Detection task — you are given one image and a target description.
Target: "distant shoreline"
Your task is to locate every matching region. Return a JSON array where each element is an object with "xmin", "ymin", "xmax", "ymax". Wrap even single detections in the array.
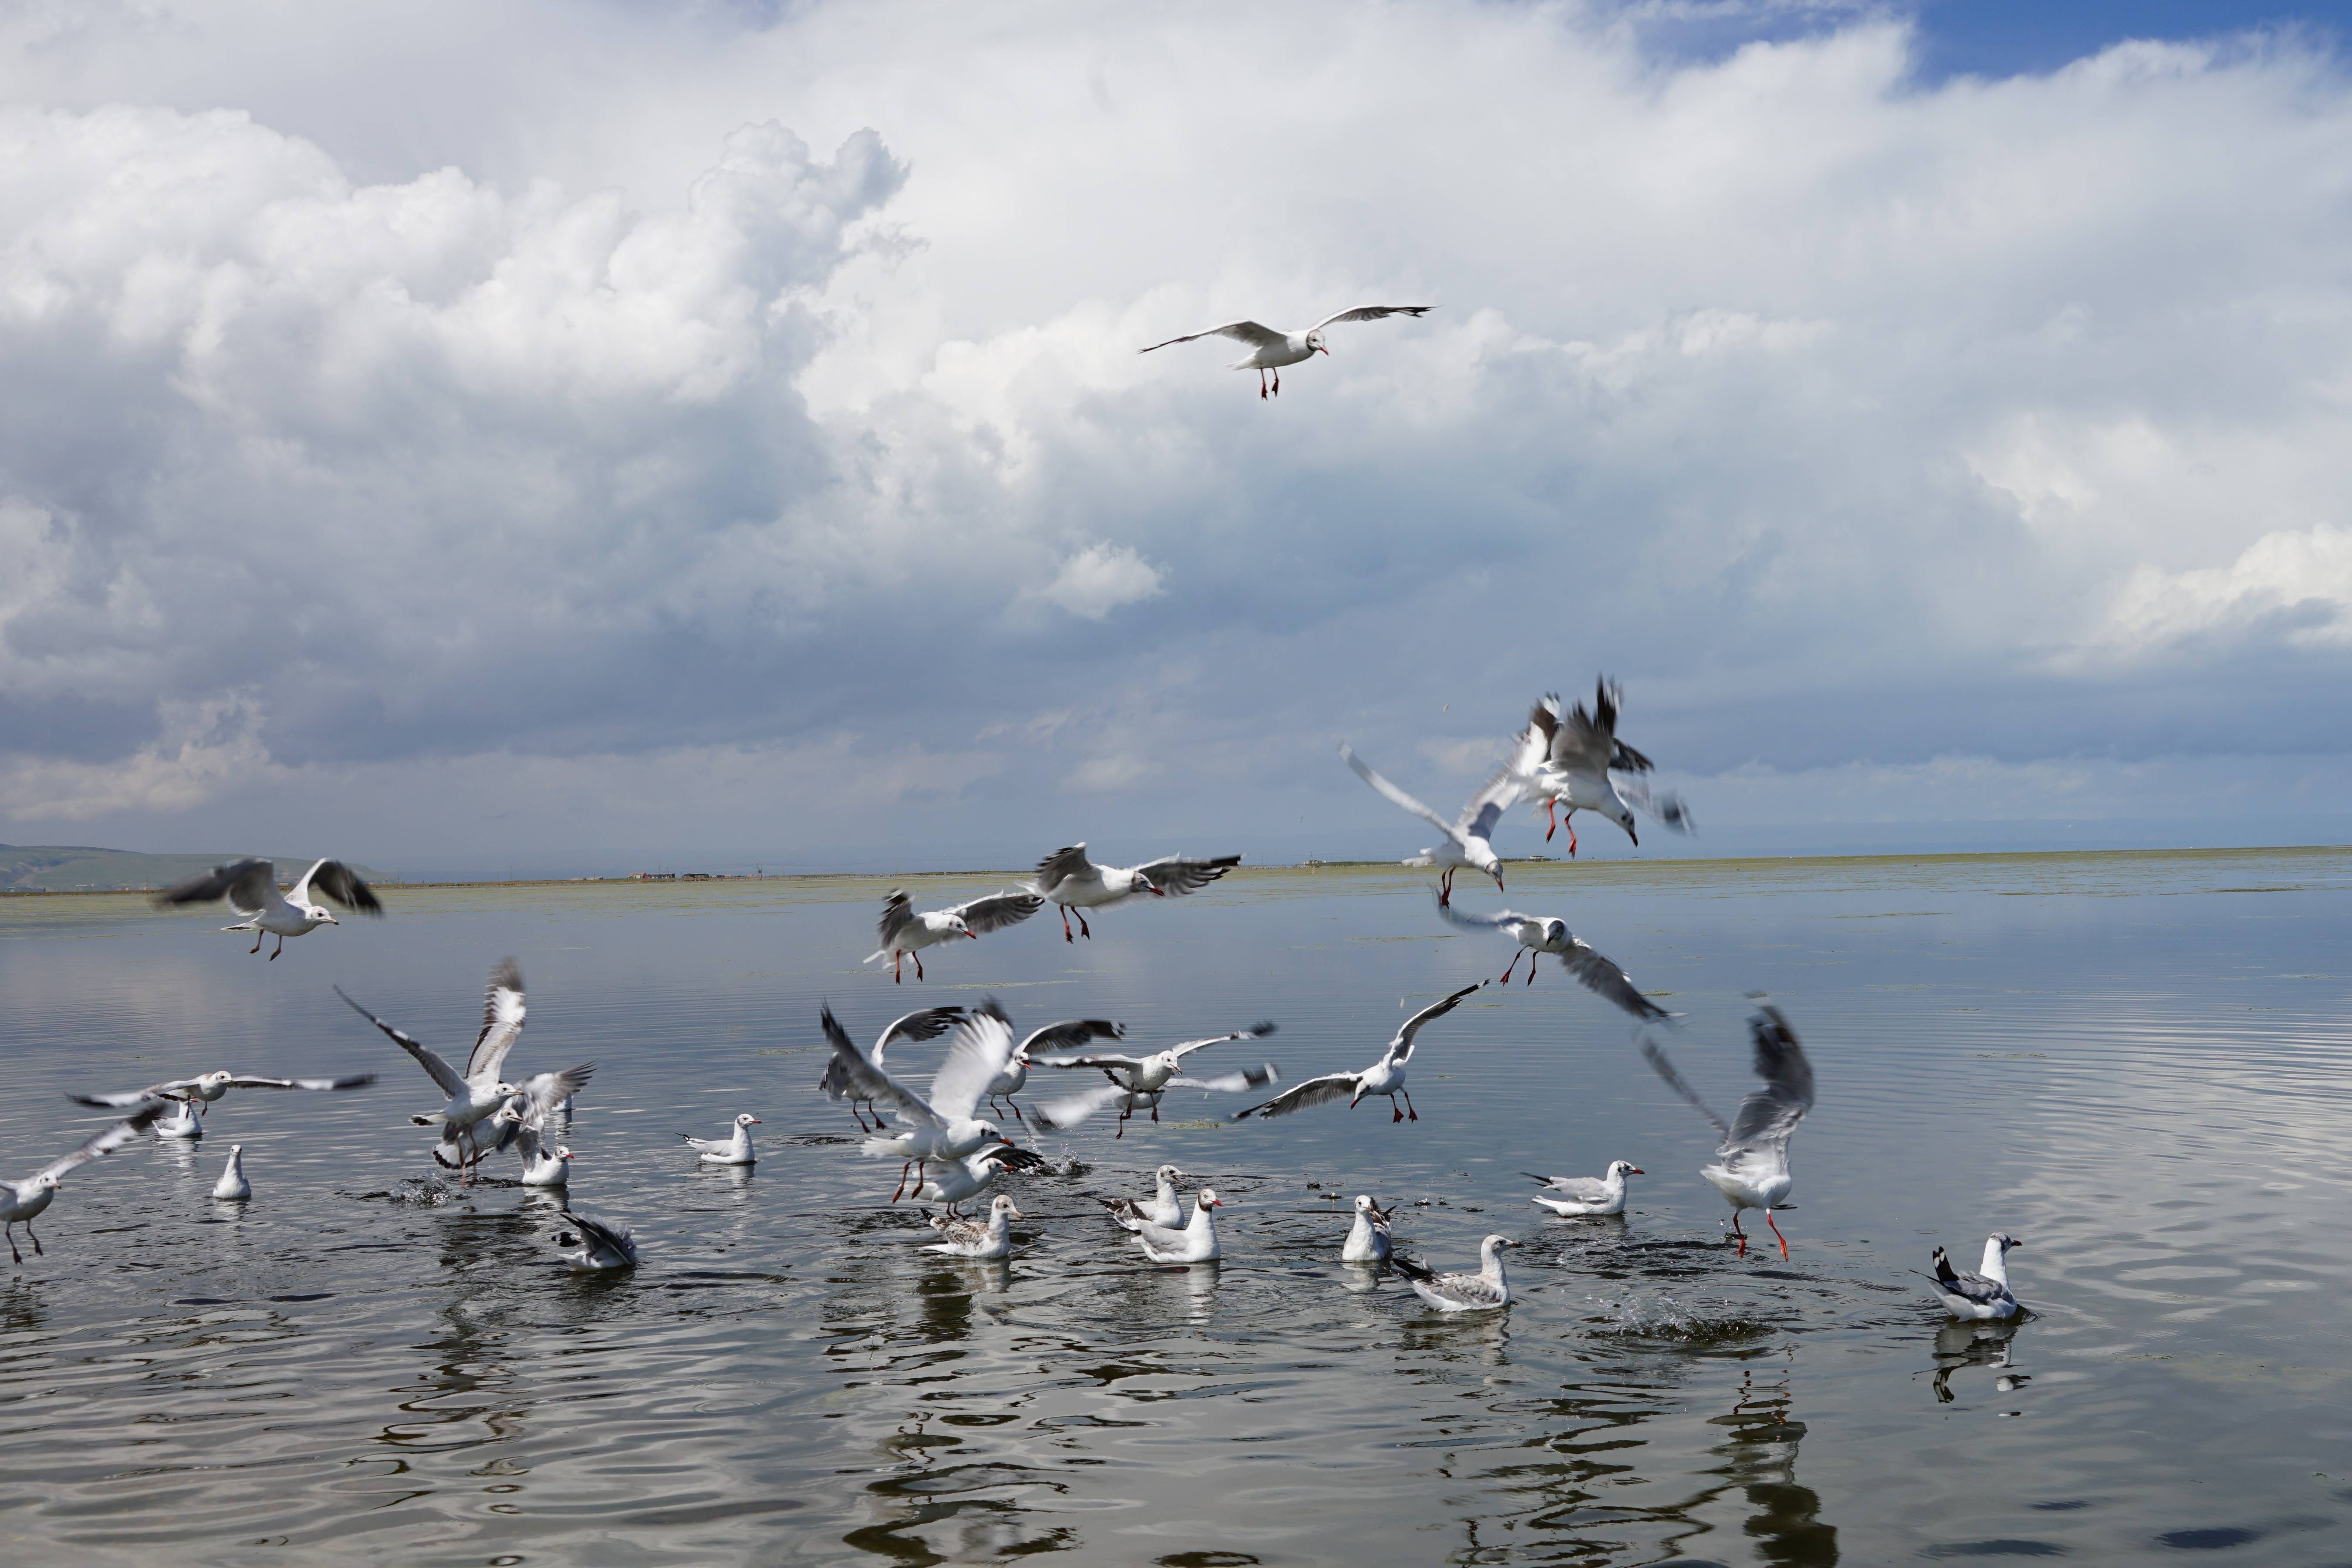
[{"xmin": 8, "ymin": 841, "xmax": 2345, "ymax": 896}]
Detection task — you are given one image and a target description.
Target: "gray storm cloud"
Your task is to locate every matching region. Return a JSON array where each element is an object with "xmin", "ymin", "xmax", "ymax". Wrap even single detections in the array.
[{"xmin": 0, "ymin": 3, "xmax": 2348, "ymax": 862}]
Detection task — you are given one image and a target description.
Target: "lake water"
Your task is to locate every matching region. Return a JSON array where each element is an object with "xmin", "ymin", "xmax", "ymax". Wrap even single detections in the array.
[{"xmin": 1, "ymin": 848, "xmax": 2349, "ymax": 1565}]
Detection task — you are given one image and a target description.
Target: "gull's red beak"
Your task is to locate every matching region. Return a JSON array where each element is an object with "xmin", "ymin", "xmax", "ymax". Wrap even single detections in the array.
[
  {"xmin": 1629, "ymin": 1167, "xmax": 1644, "ymax": 1175},
  {"xmin": 1315, "ymin": 344, "xmax": 1329, "ymax": 355},
  {"xmin": 967, "ymin": 930, "xmax": 980, "ymax": 939}
]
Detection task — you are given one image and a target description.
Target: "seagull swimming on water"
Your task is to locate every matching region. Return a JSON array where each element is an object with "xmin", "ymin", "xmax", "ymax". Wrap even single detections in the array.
[
  {"xmin": 1023, "ymin": 843, "xmax": 1240, "ymax": 943},
  {"xmin": 1139, "ymin": 304, "xmax": 1433, "ymax": 398},
  {"xmin": 1516, "ymin": 683, "xmax": 1693, "ymax": 856},
  {"xmin": 1396, "ymin": 1235, "xmax": 1522, "ymax": 1312},
  {"xmin": 682, "ymin": 1112, "xmax": 760, "ymax": 1166},
  {"xmin": 865, "ymin": 889, "xmax": 1041, "ymax": 983},
  {"xmin": 153, "ymin": 857, "xmax": 383, "ymax": 959},
  {"xmin": 1340, "ymin": 741, "xmax": 1531, "ymax": 907},
  {"xmin": 926, "ymin": 1193, "xmax": 1024, "ymax": 1259},
  {"xmin": 1032, "ymin": 1022, "xmax": 1277, "ymax": 1135},
  {"xmin": 212, "ymin": 1144, "xmax": 251, "ymax": 1201},
  {"xmin": 1115, "ymin": 1165, "xmax": 1190, "ymax": 1230},
  {"xmin": 1342, "ymin": 1194, "xmax": 1395, "ymax": 1263},
  {"xmin": 1114, "ymin": 1186, "xmax": 1224, "ymax": 1263},
  {"xmin": 1923, "ymin": 1235, "xmax": 2024, "ymax": 1320},
  {"xmin": 1, "ymin": 1103, "xmax": 167, "ymax": 1262},
  {"xmin": 1234, "ymin": 980, "xmax": 1484, "ymax": 1125},
  {"xmin": 1525, "ymin": 1160, "xmax": 1642, "ymax": 1217},
  {"xmin": 1436, "ymin": 901, "xmax": 1673, "ymax": 1017},
  {"xmin": 1642, "ymin": 1000, "xmax": 1815, "ymax": 1258}
]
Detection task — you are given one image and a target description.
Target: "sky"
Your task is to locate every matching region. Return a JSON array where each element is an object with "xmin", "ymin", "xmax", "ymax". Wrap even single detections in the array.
[{"xmin": 1, "ymin": 0, "xmax": 2350, "ymax": 879}]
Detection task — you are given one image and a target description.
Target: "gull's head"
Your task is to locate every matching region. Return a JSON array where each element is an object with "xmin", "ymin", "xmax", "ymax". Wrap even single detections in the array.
[
  {"xmin": 1483, "ymin": 1234, "xmax": 1523, "ymax": 1253},
  {"xmin": 992, "ymin": 1194, "xmax": 1024, "ymax": 1220},
  {"xmin": 1305, "ymin": 329, "xmax": 1328, "ymax": 354},
  {"xmin": 227, "ymin": 1142, "xmax": 244, "ymax": 1156},
  {"xmin": 1156, "ymin": 1164, "xmax": 1186, "ymax": 1183},
  {"xmin": 735, "ymin": 1113, "xmax": 761, "ymax": 1128},
  {"xmin": 198, "ymin": 1071, "xmax": 234, "ymax": 1093},
  {"xmin": 1609, "ymin": 1160, "xmax": 1644, "ymax": 1179},
  {"xmin": 554, "ymin": 1145, "xmax": 575, "ymax": 1162},
  {"xmin": 1354, "ymin": 1194, "xmax": 1389, "ymax": 1221},
  {"xmin": 1544, "ymin": 920, "xmax": 1568, "ymax": 947},
  {"xmin": 1197, "ymin": 1188, "xmax": 1223, "ymax": 1210},
  {"xmin": 943, "ymin": 912, "xmax": 973, "ymax": 939},
  {"xmin": 1994, "ymin": 1233, "xmax": 2022, "ymax": 1253},
  {"xmin": 34, "ymin": 1173, "xmax": 61, "ymax": 1193},
  {"xmin": 321, "ymin": 910, "xmax": 340, "ymax": 925}
]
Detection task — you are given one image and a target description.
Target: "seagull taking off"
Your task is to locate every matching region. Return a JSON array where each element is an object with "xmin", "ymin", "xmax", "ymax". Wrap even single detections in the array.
[
  {"xmin": 70, "ymin": 1068, "xmax": 377, "ymax": 1111},
  {"xmin": 821, "ymin": 1002, "xmax": 1022, "ymax": 1200},
  {"xmin": 1234, "ymin": 980, "xmax": 1485, "ymax": 1125},
  {"xmin": 2, "ymin": 1102, "xmax": 167, "ymax": 1262},
  {"xmin": 1436, "ymin": 901, "xmax": 1674, "ymax": 1018},
  {"xmin": 682, "ymin": 1112, "xmax": 760, "ymax": 1166},
  {"xmin": 338, "ymin": 960, "xmax": 592, "ymax": 1184},
  {"xmin": 817, "ymin": 1006, "xmax": 966, "ymax": 1131},
  {"xmin": 1024, "ymin": 844, "xmax": 1240, "ymax": 942},
  {"xmin": 1341, "ymin": 742, "xmax": 1530, "ymax": 907},
  {"xmin": 1396, "ymin": 1235, "xmax": 1521, "ymax": 1312},
  {"xmin": 1342, "ymin": 1194, "xmax": 1395, "ymax": 1263},
  {"xmin": 988, "ymin": 1016, "xmax": 1125, "ymax": 1125},
  {"xmin": 1140, "ymin": 305, "xmax": 1433, "ymax": 397},
  {"xmin": 553, "ymin": 1210, "xmax": 639, "ymax": 1271},
  {"xmin": 1642, "ymin": 1000, "xmax": 1815, "ymax": 1259},
  {"xmin": 153, "ymin": 857, "xmax": 383, "ymax": 959},
  {"xmin": 1924, "ymin": 1235, "xmax": 2024, "ymax": 1320},
  {"xmin": 1033, "ymin": 1022, "xmax": 1278, "ymax": 1135},
  {"xmin": 1518, "ymin": 683, "xmax": 1693, "ymax": 856},
  {"xmin": 1525, "ymin": 1160, "xmax": 1642, "ymax": 1217},
  {"xmin": 865, "ymin": 889, "xmax": 1042, "ymax": 983}
]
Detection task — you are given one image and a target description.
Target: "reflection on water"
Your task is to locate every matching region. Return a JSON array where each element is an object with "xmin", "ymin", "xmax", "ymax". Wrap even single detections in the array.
[{"xmin": 0, "ymin": 848, "xmax": 2348, "ymax": 1561}]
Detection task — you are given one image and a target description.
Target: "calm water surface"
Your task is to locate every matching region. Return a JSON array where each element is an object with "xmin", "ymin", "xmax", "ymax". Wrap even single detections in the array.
[{"xmin": 3, "ymin": 849, "xmax": 2351, "ymax": 1565}]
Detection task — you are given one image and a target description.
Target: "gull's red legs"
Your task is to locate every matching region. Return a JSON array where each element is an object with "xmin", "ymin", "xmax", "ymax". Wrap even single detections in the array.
[{"xmin": 1766, "ymin": 1210, "xmax": 1788, "ymax": 1260}]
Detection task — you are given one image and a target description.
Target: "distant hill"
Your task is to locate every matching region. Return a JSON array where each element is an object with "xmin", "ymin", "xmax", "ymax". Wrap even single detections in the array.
[{"xmin": 0, "ymin": 845, "xmax": 395, "ymax": 894}]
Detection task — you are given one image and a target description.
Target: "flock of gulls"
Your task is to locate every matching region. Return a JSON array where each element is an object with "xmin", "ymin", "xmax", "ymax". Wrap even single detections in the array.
[{"xmin": 7, "ymin": 677, "xmax": 2028, "ymax": 1326}]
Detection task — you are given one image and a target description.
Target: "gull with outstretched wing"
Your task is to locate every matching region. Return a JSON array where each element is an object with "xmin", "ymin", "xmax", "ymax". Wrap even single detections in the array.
[
  {"xmin": 1140, "ymin": 304, "xmax": 1433, "ymax": 398},
  {"xmin": 821, "ymin": 1003, "xmax": 1020, "ymax": 1200},
  {"xmin": 1023, "ymin": 843, "xmax": 1240, "ymax": 943},
  {"xmin": 1518, "ymin": 681, "xmax": 1695, "ymax": 856},
  {"xmin": 1341, "ymin": 741, "xmax": 1527, "ymax": 907},
  {"xmin": 1435, "ymin": 900, "xmax": 1674, "ymax": 1018},
  {"xmin": 865, "ymin": 889, "xmax": 1041, "ymax": 983},
  {"xmin": 70, "ymin": 1068, "xmax": 377, "ymax": 1111},
  {"xmin": 1234, "ymin": 981, "xmax": 1485, "ymax": 1125},
  {"xmin": 1032, "ymin": 1021, "xmax": 1277, "ymax": 1135},
  {"xmin": 1, "ymin": 1102, "xmax": 169, "ymax": 1262},
  {"xmin": 818, "ymin": 1005, "xmax": 966, "ymax": 1131},
  {"xmin": 153, "ymin": 856, "xmax": 383, "ymax": 959},
  {"xmin": 1642, "ymin": 999, "xmax": 1815, "ymax": 1258}
]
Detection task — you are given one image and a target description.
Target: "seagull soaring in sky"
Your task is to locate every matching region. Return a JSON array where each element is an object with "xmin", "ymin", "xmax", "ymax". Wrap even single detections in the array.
[
  {"xmin": 1517, "ymin": 682, "xmax": 1694, "ymax": 856},
  {"xmin": 865, "ymin": 888, "xmax": 1042, "ymax": 982},
  {"xmin": 1139, "ymin": 305, "xmax": 1433, "ymax": 397},
  {"xmin": 1023, "ymin": 843, "xmax": 1240, "ymax": 942},
  {"xmin": 153, "ymin": 857, "xmax": 382, "ymax": 959},
  {"xmin": 1340, "ymin": 742, "xmax": 1529, "ymax": 906}
]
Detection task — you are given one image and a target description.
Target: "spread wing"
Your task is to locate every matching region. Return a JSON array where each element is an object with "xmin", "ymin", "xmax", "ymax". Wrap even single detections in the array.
[
  {"xmin": 153, "ymin": 858, "xmax": 275, "ymax": 915},
  {"xmin": 222, "ymin": 1073, "xmax": 379, "ymax": 1093},
  {"xmin": 877, "ymin": 1005, "xmax": 966, "ymax": 1058},
  {"xmin": 1640, "ymin": 1038, "xmax": 1730, "ymax": 1142},
  {"xmin": 292, "ymin": 858, "xmax": 383, "ymax": 913},
  {"xmin": 1558, "ymin": 941, "xmax": 1675, "ymax": 1023},
  {"xmin": 1615, "ymin": 774, "xmax": 1695, "ymax": 833},
  {"xmin": 1018, "ymin": 1018, "xmax": 1123, "ymax": 1055},
  {"xmin": 464, "ymin": 959, "xmax": 527, "ymax": 1084},
  {"xmin": 1031, "ymin": 844, "xmax": 1094, "ymax": 894},
  {"xmin": 1340, "ymin": 745, "xmax": 1456, "ymax": 842},
  {"xmin": 34, "ymin": 1101, "xmax": 169, "ymax": 1184},
  {"xmin": 1171, "ymin": 1021, "xmax": 1277, "ymax": 1061},
  {"xmin": 337, "ymin": 987, "xmax": 467, "ymax": 1099},
  {"xmin": 1435, "ymin": 902, "xmax": 1533, "ymax": 935},
  {"xmin": 1034, "ymin": 1051, "xmax": 1146, "ymax": 1073},
  {"xmin": 1390, "ymin": 980, "xmax": 1487, "ymax": 1065},
  {"xmin": 1550, "ymin": 681, "xmax": 1620, "ymax": 774},
  {"xmin": 1031, "ymin": 1081, "xmax": 1146, "ymax": 1131},
  {"xmin": 1164, "ymin": 1064, "xmax": 1278, "ymax": 1094},
  {"xmin": 1724, "ymin": 1004, "xmax": 1814, "ymax": 1153},
  {"xmin": 876, "ymin": 890, "xmax": 916, "ymax": 947},
  {"xmin": 509, "ymin": 1064, "xmax": 594, "ymax": 1122},
  {"xmin": 946, "ymin": 890, "xmax": 1044, "ymax": 934},
  {"xmin": 926, "ymin": 1007, "xmax": 1017, "ymax": 1124},
  {"xmin": 557, "ymin": 1209, "xmax": 634, "ymax": 1254},
  {"xmin": 819, "ymin": 1006, "xmax": 942, "ymax": 1127},
  {"xmin": 1135, "ymin": 855, "xmax": 1241, "ymax": 896},
  {"xmin": 67, "ymin": 1077, "xmax": 205, "ymax": 1108},
  {"xmin": 1307, "ymin": 304, "xmax": 1433, "ymax": 333},
  {"xmin": 1232, "ymin": 1071, "xmax": 1360, "ymax": 1119},
  {"xmin": 1455, "ymin": 761, "xmax": 1524, "ymax": 841},
  {"xmin": 1139, "ymin": 320, "xmax": 1285, "ymax": 353}
]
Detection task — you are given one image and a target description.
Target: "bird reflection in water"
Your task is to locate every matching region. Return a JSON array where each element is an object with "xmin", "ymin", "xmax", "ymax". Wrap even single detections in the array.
[
  {"xmin": 1927, "ymin": 1318, "xmax": 2031, "ymax": 1409},
  {"xmin": 1683, "ymin": 1361, "xmax": 1840, "ymax": 1566}
]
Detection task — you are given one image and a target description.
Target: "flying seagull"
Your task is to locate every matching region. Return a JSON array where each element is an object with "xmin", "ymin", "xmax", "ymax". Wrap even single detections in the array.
[
  {"xmin": 1140, "ymin": 304, "xmax": 1433, "ymax": 398},
  {"xmin": 1033, "ymin": 1021, "xmax": 1278, "ymax": 1135},
  {"xmin": 1517, "ymin": 683, "xmax": 1693, "ymax": 855},
  {"xmin": 1642, "ymin": 999, "xmax": 1815, "ymax": 1258},
  {"xmin": 1340, "ymin": 743, "xmax": 1529, "ymax": 907},
  {"xmin": 69, "ymin": 1068, "xmax": 377, "ymax": 1111},
  {"xmin": 153, "ymin": 857, "xmax": 383, "ymax": 959},
  {"xmin": 2, "ymin": 1102, "xmax": 168, "ymax": 1262},
  {"xmin": 986, "ymin": 1015, "xmax": 1126, "ymax": 1125},
  {"xmin": 1023, "ymin": 843, "xmax": 1240, "ymax": 943},
  {"xmin": 821, "ymin": 1002, "xmax": 1021, "ymax": 1200},
  {"xmin": 1234, "ymin": 980, "xmax": 1485, "ymax": 1125},
  {"xmin": 865, "ymin": 889, "xmax": 1042, "ymax": 982},
  {"xmin": 1436, "ymin": 901, "xmax": 1673, "ymax": 1017},
  {"xmin": 817, "ymin": 1006, "xmax": 966, "ymax": 1131}
]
